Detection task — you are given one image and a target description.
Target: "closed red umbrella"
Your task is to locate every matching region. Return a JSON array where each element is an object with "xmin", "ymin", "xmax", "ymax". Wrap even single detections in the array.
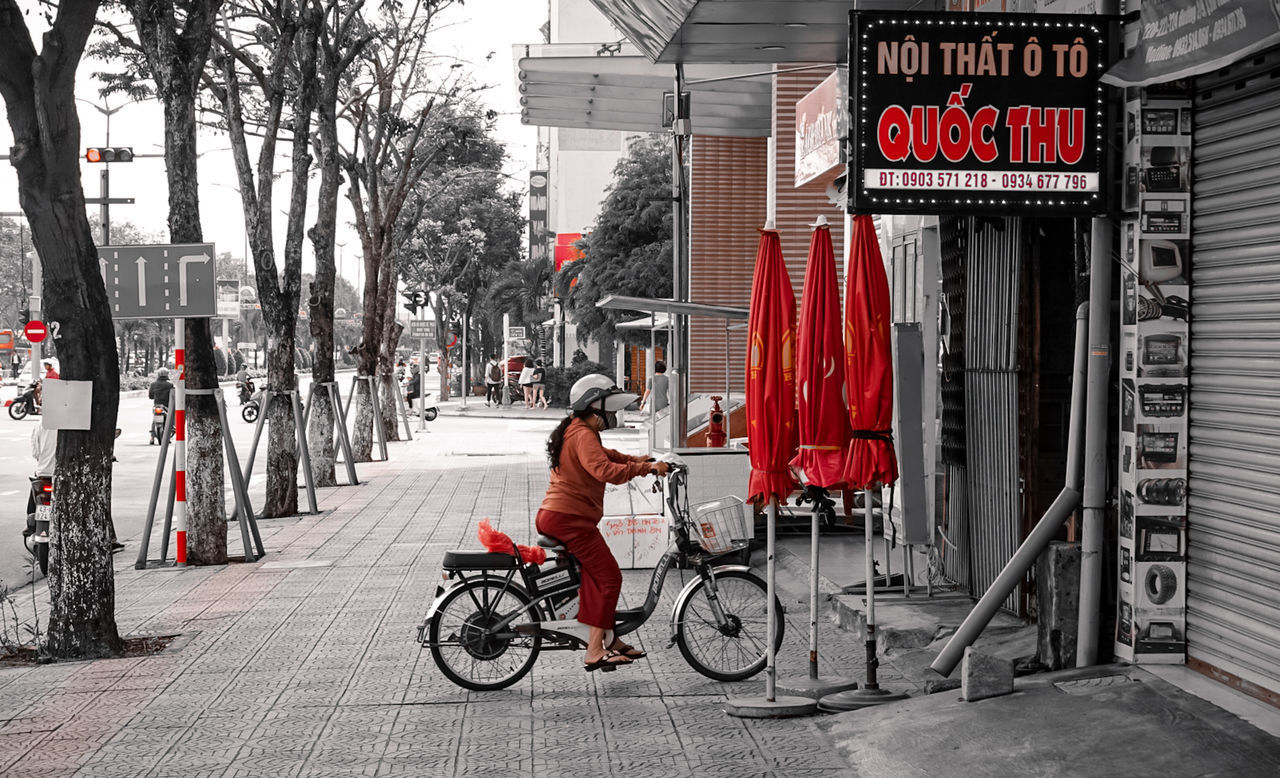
[
  {"xmin": 780, "ymin": 216, "xmax": 858, "ymax": 700},
  {"xmin": 842, "ymin": 214, "xmax": 898, "ymax": 490},
  {"xmin": 729, "ymin": 225, "xmax": 814, "ymax": 718},
  {"xmin": 819, "ymin": 212, "xmax": 906, "ymax": 713},
  {"xmin": 791, "ymin": 218, "xmax": 851, "ymax": 488},
  {"xmin": 746, "ymin": 227, "xmax": 798, "ymax": 504}
]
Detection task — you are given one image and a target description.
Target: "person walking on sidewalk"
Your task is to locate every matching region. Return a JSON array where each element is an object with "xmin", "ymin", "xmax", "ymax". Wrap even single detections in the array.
[
  {"xmin": 535, "ymin": 374, "xmax": 669, "ymax": 672},
  {"xmin": 530, "ymin": 359, "xmax": 548, "ymax": 409},
  {"xmin": 639, "ymin": 360, "xmax": 669, "ymax": 413},
  {"xmin": 519, "ymin": 357, "xmax": 535, "ymax": 408},
  {"xmin": 485, "ymin": 354, "xmax": 503, "ymax": 407}
]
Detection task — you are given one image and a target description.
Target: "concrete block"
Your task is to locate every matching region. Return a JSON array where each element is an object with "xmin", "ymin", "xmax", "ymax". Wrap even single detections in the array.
[
  {"xmin": 961, "ymin": 647, "xmax": 1015, "ymax": 702},
  {"xmin": 1036, "ymin": 541, "xmax": 1080, "ymax": 670},
  {"xmin": 925, "ymin": 678, "xmax": 962, "ymax": 695}
]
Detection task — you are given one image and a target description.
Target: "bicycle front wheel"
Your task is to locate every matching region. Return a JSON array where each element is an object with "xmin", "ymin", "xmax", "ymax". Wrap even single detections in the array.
[
  {"xmin": 674, "ymin": 570, "xmax": 783, "ymax": 682},
  {"xmin": 428, "ymin": 579, "xmax": 541, "ymax": 691}
]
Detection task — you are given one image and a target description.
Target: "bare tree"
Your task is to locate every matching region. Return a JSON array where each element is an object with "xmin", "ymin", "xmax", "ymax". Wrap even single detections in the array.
[
  {"xmin": 306, "ymin": 0, "xmax": 367, "ymax": 485},
  {"xmin": 0, "ymin": 0, "xmax": 123, "ymax": 658},
  {"xmin": 206, "ymin": 0, "xmax": 320, "ymax": 516},
  {"xmin": 338, "ymin": 0, "xmax": 470, "ymax": 458}
]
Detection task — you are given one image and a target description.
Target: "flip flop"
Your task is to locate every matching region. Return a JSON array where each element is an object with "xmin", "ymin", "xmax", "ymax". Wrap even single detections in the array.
[
  {"xmin": 583, "ymin": 650, "xmax": 633, "ymax": 672},
  {"xmin": 608, "ymin": 641, "xmax": 647, "ymax": 660}
]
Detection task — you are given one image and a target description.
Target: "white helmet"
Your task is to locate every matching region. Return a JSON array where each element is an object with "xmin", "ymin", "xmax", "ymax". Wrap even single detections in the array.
[{"xmin": 569, "ymin": 373, "xmax": 637, "ymax": 413}]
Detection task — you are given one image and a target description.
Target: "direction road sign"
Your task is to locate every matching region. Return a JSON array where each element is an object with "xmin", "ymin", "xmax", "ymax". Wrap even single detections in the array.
[
  {"xmin": 407, "ymin": 320, "xmax": 437, "ymax": 339},
  {"xmin": 99, "ymin": 243, "xmax": 217, "ymax": 319},
  {"xmin": 23, "ymin": 321, "xmax": 47, "ymax": 343}
]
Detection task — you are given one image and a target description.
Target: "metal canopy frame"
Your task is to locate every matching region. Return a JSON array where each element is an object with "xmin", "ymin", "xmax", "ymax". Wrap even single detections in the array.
[
  {"xmin": 516, "ymin": 43, "xmax": 772, "ymax": 136},
  {"xmin": 584, "ymin": 0, "xmax": 934, "ymax": 64},
  {"xmin": 598, "ymin": 295, "xmax": 747, "ymax": 450}
]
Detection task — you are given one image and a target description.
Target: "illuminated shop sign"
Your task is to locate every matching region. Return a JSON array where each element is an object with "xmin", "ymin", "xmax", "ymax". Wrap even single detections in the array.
[{"xmin": 850, "ymin": 11, "xmax": 1108, "ymax": 215}]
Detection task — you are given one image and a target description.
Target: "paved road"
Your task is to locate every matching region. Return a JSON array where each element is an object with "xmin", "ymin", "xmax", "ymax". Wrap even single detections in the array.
[
  {"xmin": 0, "ymin": 411, "xmax": 866, "ymax": 777},
  {"xmin": 0, "ymin": 373, "xmax": 377, "ymax": 591}
]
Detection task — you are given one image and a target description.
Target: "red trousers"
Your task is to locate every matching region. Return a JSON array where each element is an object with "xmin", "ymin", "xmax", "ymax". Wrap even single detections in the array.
[{"xmin": 535, "ymin": 508, "xmax": 621, "ymax": 630}]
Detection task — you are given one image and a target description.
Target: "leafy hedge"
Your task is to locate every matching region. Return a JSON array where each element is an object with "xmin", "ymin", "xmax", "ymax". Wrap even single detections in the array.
[{"xmin": 543, "ymin": 360, "xmax": 610, "ymax": 407}]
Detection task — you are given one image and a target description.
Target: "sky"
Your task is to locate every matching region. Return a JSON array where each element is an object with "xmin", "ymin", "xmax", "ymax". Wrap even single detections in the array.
[{"xmin": 0, "ymin": 0, "xmax": 546, "ymax": 291}]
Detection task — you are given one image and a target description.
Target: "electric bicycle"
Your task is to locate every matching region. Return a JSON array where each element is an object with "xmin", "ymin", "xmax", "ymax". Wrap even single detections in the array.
[{"xmin": 417, "ymin": 460, "xmax": 782, "ymax": 691}]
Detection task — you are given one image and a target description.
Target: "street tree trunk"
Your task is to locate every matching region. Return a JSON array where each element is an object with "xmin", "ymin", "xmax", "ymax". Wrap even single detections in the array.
[
  {"xmin": 212, "ymin": 2, "xmax": 318, "ymax": 515},
  {"xmin": 131, "ymin": 0, "xmax": 228, "ymax": 564},
  {"xmin": 0, "ymin": 0, "xmax": 123, "ymax": 658},
  {"xmin": 305, "ymin": 0, "xmax": 366, "ymax": 486}
]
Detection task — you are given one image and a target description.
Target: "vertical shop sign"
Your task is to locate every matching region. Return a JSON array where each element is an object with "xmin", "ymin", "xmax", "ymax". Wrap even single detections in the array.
[
  {"xmin": 1115, "ymin": 88, "xmax": 1192, "ymax": 665},
  {"xmin": 849, "ymin": 11, "xmax": 1107, "ymax": 214},
  {"xmin": 529, "ymin": 171, "xmax": 549, "ymax": 265}
]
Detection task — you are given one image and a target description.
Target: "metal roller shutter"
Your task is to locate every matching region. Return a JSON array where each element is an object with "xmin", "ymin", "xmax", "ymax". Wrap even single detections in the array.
[{"xmin": 1189, "ymin": 48, "xmax": 1280, "ymax": 700}]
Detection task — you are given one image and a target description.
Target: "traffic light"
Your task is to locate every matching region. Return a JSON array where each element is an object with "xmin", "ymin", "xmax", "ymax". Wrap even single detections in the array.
[
  {"xmin": 18, "ymin": 306, "xmax": 29, "ymax": 326},
  {"xmin": 403, "ymin": 289, "xmax": 428, "ymax": 315},
  {"xmin": 85, "ymin": 147, "xmax": 134, "ymax": 163}
]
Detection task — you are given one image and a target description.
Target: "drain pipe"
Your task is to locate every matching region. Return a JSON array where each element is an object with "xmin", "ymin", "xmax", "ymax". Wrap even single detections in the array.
[
  {"xmin": 1076, "ymin": 217, "xmax": 1113, "ymax": 666},
  {"xmin": 931, "ymin": 300, "xmax": 1089, "ymax": 677}
]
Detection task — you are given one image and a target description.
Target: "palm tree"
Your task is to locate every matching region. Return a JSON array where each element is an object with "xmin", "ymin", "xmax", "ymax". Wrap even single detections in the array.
[{"xmin": 484, "ymin": 257, "xmax": 552, "ymax": 354}]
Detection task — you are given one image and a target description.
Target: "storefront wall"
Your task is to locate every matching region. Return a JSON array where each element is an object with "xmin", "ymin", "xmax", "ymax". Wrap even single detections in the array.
[{"xmin": 1186, "ymin": 47, "xmax": 1280, "ymax": 703}]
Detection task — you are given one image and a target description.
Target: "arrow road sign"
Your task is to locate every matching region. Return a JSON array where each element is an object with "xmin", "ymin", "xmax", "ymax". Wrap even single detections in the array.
[{"xmin": 99, "ymin": 243, "xmax": 216, "ymax": 319}]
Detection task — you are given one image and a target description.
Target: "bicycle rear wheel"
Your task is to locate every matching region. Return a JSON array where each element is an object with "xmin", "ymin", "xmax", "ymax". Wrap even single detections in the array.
[
  {"xmin": 674, "ymin": 569, "xmax": 783, "ymax": 682},
  {"xmin": 429, "ymin": 579, "xmax": 541, "ymax": 691}
]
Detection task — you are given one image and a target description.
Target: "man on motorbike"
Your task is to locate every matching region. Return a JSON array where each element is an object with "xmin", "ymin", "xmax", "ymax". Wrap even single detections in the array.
[
  {"xmin": 235, "ymin": 366, "xmax": 254, "ymax": 405},
  {"xmin": 149, "ymin": 369, "xmax": 174, "ymax": 410}
]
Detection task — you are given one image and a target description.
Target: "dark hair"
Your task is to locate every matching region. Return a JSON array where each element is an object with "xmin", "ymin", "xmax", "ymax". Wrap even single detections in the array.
[
  {"xmin": 655, "ymin": 360, "xmax": 666, "ymax": 373},
  {"xmin": 524, "ymin": 357, "xmax": 534, "ymax": 368},
  {"xmin": 536, "ymin": 359, "xmax": 544, "ymax": 367},
  {"xmin": 547, "ymin": 411, "xmax": 597, "ymax": 470}
]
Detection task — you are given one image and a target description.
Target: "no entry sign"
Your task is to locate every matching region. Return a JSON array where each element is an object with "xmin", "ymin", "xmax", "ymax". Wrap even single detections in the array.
[{"xmin": 24, "ymin": 320, "xmax": 47, "ymax": 343}]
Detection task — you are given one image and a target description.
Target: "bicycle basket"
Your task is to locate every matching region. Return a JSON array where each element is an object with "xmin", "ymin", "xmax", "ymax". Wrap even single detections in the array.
[{"xmin": 689, "ymin": 496, "xmax": 748, "ymax": 554}]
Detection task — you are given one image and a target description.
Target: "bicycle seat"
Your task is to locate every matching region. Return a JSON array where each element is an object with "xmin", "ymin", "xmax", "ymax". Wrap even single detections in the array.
[
  {"xmin": 536, "ymin": 534, "xmax": 567, "ymax": 553},
  {"xmin": 441, "ymin": 550, "xmax": 520, "ymax": 570}
]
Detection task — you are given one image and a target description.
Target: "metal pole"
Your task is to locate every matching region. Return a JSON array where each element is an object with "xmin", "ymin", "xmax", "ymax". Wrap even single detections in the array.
[
  {"xmin": 766, "ymin": 497, "xmax": 778, "ymax": 701},
  {"xmin": 671, "ymin": 64, "xmax": 689, "ymax": 446},
  {"xmin": 502, "ymin": 312, "xmax": 510, "ymax": 407},
  {"xmin": 931, "ymin": 304, "xmax": 1090, "ymax": 677},
  {"xmin": 809, "ymin": 509, "xmax": 820, "ymax": 679},
  {"xmin": 100, "ymin": 168, "xmax": 110, "ymax": 246},
  {"xmin": 29, "ymin": 248, "xmax": 40, "ymax": 388},
  {"xmin": 863, "ymin": 491, "xmax": 877, "ymax": 688},
  {"xmin": 1077, "ymin": 217, "xmax": 1113, "ymax": 665},
  {"xmin": 460, "ymin": 311, "xmax": 468, "ymax": 408},
  {"xmin": 173, "ymin": 320, "xmax": 186, "ymax": 566}
]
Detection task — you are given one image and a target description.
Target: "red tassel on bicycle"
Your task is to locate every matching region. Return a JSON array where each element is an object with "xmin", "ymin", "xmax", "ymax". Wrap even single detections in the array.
[{"xmin": 477, "ymin": 518, "xmax": 546, "ymax": 565}]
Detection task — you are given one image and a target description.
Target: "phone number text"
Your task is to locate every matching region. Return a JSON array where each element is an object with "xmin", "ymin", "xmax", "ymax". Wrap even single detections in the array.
[{"xmin": 864, "ymin": 169, "xmax": 1099, "ymax": 192}]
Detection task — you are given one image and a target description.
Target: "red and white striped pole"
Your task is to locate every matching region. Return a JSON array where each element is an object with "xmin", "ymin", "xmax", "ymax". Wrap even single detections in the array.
[{"xmin": 174, "ymin": 320, "xmax": 187, "ymax": 566}]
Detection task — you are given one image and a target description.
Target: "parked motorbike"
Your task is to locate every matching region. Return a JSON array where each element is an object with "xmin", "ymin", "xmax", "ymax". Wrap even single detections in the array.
[
  {"xmin": 6, "ymin": 381, "xmax": 40, "ymax": 420},
  {"xmin": 23, "ymin": 475, "xmax": 52, "ymax": 575},
  {"xmin": 410, "ymin": 391, "xmax": 440, "ymax": 422}
]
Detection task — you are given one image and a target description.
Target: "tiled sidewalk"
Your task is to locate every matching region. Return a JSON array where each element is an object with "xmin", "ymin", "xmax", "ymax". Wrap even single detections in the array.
[{"xmin": 0, "ymin": 436, "xmax": 875, "ymax": 777}]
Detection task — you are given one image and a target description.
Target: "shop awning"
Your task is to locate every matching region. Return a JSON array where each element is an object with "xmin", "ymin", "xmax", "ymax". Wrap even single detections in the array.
[
  {"xmin": 585, "ymin": 0, "xmax": 935, "ymax": 64},
  {"xmin": 516, "ymin": 43, "xmax": 772, "ymax": 136},
  {"xmin": 598, "ymin": 294, "xmax": 749, "ymax": 321}
]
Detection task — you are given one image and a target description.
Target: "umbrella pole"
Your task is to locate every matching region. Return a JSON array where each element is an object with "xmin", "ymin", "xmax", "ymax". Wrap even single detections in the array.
[
  {"xmin": 724, "ymin": 497, "xmax": 817, "ymax": 718},
  {"xmin": 817, "ymin": 488, "xmax": 909, "ymax": 712},
  {"xmin": 767, "ymin": 497, "xmax": 777, "ymax": 700},
  {"xmin": 778, "ymin": 492, "xmax": 858, "ymax": 699}
]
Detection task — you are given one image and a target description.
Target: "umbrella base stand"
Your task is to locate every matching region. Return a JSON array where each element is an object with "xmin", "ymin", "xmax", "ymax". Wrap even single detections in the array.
[
  {"xmin": 776, "ymin": 674, "xmax": 859, "ymax": 700},
  {"xmin": 723, "ymin": 694, "xmax": 818, "ymax": 719},
  {"xmin": 817, "ymin": 685, "xmax": 910, "ymax": 712}
]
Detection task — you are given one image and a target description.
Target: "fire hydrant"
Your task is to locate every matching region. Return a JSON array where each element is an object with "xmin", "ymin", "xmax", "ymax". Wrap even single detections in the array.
[{"xmin": 706, "ymin": 395, "xmax": 727, "ymax": 447}]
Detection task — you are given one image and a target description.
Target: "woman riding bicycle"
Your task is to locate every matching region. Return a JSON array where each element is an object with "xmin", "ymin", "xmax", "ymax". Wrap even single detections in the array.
[{"xmin": 538, "ymin": 374, "xmax": 668, "ymax": 671}]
